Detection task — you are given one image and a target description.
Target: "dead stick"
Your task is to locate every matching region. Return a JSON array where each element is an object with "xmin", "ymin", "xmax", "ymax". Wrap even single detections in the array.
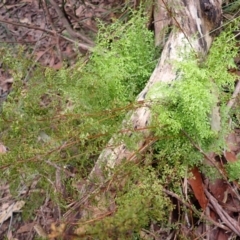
[
  {"xmin": 42, "ymin": 0, "xmax": 63, "ymax": 62},
  {"xmin": 163, "ymin": 188, "xmax": 230, "ymax": 232},
  {"xmin": 205, "ymin": 189, "xmax": 240, "ymax": 235},
  {"xmin": 0, "ymin": 17, "xmax": 93, "ymax": 51},
  {"xmin": 48, "ymin": 0, "xmax": 93, "ymax": 45}
]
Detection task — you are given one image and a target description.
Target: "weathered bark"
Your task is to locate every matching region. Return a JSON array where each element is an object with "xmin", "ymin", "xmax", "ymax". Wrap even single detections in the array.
[
  {"xmin": 64, "ymin": 0, "xmax": 222, "ymax": 236},
  {"xmin": 87, "ymin": 0, "xmax": 222, "ymax": 183}
]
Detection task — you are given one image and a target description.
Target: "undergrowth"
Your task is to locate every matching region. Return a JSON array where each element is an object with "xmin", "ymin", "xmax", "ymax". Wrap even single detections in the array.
[
  {"xmin": 0, "ymin": 6, "xmax": 239, "ymax": 239},
  {"xmin": 0, "ymin": 8, "xmax": 157, "ymax": 222},
  {"xmin": 148, "ymin": 24, "xmax": 238, "ymax": 168}
]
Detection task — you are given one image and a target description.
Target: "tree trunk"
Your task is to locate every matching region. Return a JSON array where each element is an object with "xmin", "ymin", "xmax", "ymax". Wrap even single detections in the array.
[{"xmin": 64, "ymin": 0, "xmax": 222, "ymax": 236}]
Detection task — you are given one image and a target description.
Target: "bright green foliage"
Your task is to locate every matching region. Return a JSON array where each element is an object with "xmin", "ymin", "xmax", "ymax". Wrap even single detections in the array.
[
  {"xmin": 226, "ymin": 159, "xmax": 240, "ymax": 181},
  {"xmin": 148, "ymin": 27, "xmax": 238, "ymax": 167},
  {"xmin": 0, "ymin": 7, "xmax": 239, "ymax": 238},
  {"xmin": 61, "ymin": 9, "xmax": 156, "ymax": 112}
]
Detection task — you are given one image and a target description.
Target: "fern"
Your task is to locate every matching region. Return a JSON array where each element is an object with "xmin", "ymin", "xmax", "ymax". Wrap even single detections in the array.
[{"xmin": 148, "ymin": 25, "xmax": 238, "ymax": 167}]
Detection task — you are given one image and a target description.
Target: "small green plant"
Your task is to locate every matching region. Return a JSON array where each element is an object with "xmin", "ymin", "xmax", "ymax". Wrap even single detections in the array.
[{"xmin": 62, "ymin": 9, "xmax": 156, "ymax": 112}]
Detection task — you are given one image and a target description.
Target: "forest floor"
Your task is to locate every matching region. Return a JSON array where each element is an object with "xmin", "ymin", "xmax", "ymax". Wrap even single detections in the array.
[{"xmin": 1, "ymin": 1, "xmax": 240, "ymax": 240}]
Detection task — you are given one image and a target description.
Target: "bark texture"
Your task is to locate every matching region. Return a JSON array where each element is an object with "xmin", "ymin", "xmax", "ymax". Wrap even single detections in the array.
[
  {"xmin": 89, "ymin": 0, "xmax": 222, "ymax": 186},
  {"xmin": 64, "ymin": 0, "xmax": 222, "ymax": 236}
]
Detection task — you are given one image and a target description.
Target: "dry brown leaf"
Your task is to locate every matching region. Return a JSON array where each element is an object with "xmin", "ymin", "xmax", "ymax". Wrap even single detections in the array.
[
  {"xmin": 76, "ymin": 5, "xmax": 85, "ymax": 17},
  {"xmin": 7, "ymin": 230, "xmax": 18, "ymax": 240},
  {"xmin": 36, "ymin": 51, "xmax": 46, "ymax": 59},
  {"xmin": 49, "ymin": 57, "xmax": 55, "ymax": 68},
  {"xmin": 224, "ymin": 151, "xmax": 237, "ymax": 162},
  {"xmin": 209, "ymin": 179, "xmax": 228, "ymax": 203},
  {"xmin": 216, "ymin": 230, "xmax": 231, "ymax": 240},
  {"xmin": 20, "ymin": 0, "xmax": 33, "ymax": 2},
  {"xmin": 52, "ymin": 62, "xmax": 62, "ymax": 70},
  {"xmin": 188, "ymin": 167, "xmax": 208, "ymax": 210}
]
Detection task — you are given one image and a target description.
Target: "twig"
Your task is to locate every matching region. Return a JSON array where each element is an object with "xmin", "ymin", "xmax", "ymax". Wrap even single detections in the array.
[
  {"xmin": 193, "ymin": 225, "xmax": 217, "ymax": 240},
  {"xmin": 63, "ymin": 137, "xmax": 156, "ymax": 223},
  {"xmin": 66, "ymin": 12, "xmax": 98, "ymax": 33},
  {"xmin": 205, "ymin": 206, "xmax": 210, "ymax": 240},
  {"xmin": 182, "ymin": 130, "xmax": 228, "ymax": 180},
  {"xmin": 163, "ymin": 188, "xmax": 231, "ymax": 232},
  {"xmin": 182, "ymin": 130, "xmax": 240, "ymax": 202},
  {"xmin": 48, "ymin": 0, "xmax": 94, "ymax": 45},
  {"xmin": 45, "ymin": 160, "xmax": 75, "ymax": 178},
  {"xmin": 0, "ymin": 40, "xmax": 36, "ymax": 43},
  {"xmin": 0, "ymin": 17, "xmax": 93, "ymax": 51},
  {"xmin": 141, "ymin": 228, "xmax": 159, "ymax": 239},
  {"xmin": 205, "ymin": 189, "xmax": 240, "ymax": 236},
  {"xmin": 161, "ymin": 0, "xmax": 196, "ymax": 55},
  {"xmin": 42, "ymin": 0, "xmax": 63, "ymax": 62},
  {"xmin": 23, "ymin": 30, "xmax": 45, "ymax": 82},
  {"xmin": 34, "ymin": 224, "xmax": 48, "ymax": 238}
]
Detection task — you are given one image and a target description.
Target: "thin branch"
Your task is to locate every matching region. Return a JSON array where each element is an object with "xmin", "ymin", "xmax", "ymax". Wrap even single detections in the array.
[
  {"xmin": 163, "ymin": 188, "xmax": 230, "ymax": 232},
  {"xmin": 0, "ymin": 17, "xmax": 93, "ymax": 51},
  {"xmin": 45, "ymin": 160, "xmax": 75, "ymax": 178},
  {"xmin": 48, "ymin": 0, "xmax": 94, "ymax": 45},
  {"xmin": 182, "ymin": 130, "xmax": 240, "ymax": 202},
  {"xmin": 181, "ymin": 130, "xmax": 228, "ymax": 180},
  {"xmin": 65, "ymin": 11, "xmax": 98, "ymax": 33},
  {"xmin": 205, "ymin": 189, "xmax": 240, "ymax": 236},
  {"xmin": 42, "ymin": 0, "xmax": 63, "ymax": 62}
]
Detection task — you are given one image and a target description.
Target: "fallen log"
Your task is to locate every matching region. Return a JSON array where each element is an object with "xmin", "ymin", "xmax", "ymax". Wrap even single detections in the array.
[
  {"xmin": 63, "ymin": 0, "xmax": 223, "ymax": 237},
  {"xmin": 87, "ymin": 0, "xmax": 222, "ymax": 186}
]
